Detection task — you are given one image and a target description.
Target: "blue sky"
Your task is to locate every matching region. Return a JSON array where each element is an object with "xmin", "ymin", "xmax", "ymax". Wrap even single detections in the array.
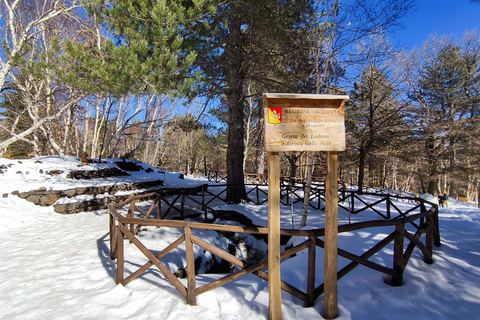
[{"xmin": 391, "ymin": 0, "xmax": 480, "ymax": 49}]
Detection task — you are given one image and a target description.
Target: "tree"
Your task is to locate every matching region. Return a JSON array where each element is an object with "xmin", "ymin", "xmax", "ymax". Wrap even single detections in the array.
[
  {"xmin": 346, "ymin": 33, "xmax": 407, "ymax": 193},
  {"xmin": 0, "ymin": 0, "xmax": 85, "ymax": 156},
  {"xmin": 299, "ymin": 0, "xmax": 413, "ymax": 226},
  {"xmin": 402, "ymin": 34, "xmax": 480, "ymax": 196},
  {"xmin": 190, "ymin": 0, "xmax": 315, "ymax": 203},
  {"xmin": 66, "ymin": 0, "xmax": 211, "ymax": 96}
]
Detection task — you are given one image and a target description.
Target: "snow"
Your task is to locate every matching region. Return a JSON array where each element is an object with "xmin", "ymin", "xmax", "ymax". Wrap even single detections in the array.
[{"xmin": 1, "ymin": 156, "xmax": 480, "ymax": 319}]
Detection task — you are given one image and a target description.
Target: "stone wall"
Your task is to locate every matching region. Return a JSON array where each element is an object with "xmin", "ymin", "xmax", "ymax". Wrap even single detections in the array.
[{"xmin": 12, "ymin": 179, "xmax": 164, "ymax": 214}]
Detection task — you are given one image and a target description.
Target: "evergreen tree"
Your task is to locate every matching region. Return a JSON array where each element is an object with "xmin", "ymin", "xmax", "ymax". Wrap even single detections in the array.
[
  {"xmin": 65, "ymin": 0, "xmax": 213, "ymax": 95},
  {"xmin": 407, "ymin": 38, "xmax": 480, "ymax": 195},
  {"xmin": 347, "ymin": 66, "xmax": 405, "ymax": 192},
  {"xmin": 189, "ymin": 0, "xmax": 315, "ymax": 203}
]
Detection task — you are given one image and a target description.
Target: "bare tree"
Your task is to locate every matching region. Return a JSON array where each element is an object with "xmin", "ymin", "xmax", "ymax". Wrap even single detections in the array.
[
  {"xmin": 299, "ymin": 0, "xmax": 413, "ymax": 227},
  {"xmin": 0, "ymin": 0, "xmax": 86, "ymax": 156}
]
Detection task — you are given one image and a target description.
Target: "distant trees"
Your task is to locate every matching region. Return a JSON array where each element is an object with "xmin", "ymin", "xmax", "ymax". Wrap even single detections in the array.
[
  {"xmin": 346, "ymin": 33, "xmax": 407, "ymax": 193},
  {"xmin": 401, "ymin": 34, "xmax": 480, "ymax": 197},
  {"xmin": 1, "ymin": 0, "xmax": 480, "ymax": 202}
]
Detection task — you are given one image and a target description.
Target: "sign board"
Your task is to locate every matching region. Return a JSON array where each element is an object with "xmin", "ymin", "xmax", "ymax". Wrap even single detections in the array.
[
  {"xmin": 263, "ymin": 93, "xmax": 349, "ymax": 152},
  {"xmin": 263, "ymin": 92, "xmax": 349, "ymax": 319}
]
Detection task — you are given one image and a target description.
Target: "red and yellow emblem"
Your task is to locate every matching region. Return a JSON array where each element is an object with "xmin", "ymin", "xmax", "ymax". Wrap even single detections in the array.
[{"xmin": 268, "ymin": 107, "xmax": 282, "ymax": 124}]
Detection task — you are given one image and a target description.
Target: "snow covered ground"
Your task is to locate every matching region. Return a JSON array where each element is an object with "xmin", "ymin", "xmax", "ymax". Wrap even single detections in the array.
[{"xmin": 1, "ymin": 156, "xmax": 480, "ymax": 319}]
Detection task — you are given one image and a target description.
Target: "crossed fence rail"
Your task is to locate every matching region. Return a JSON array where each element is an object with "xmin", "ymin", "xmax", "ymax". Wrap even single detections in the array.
[{"xmin": 108, "ymin": 183, "xmax": 441, "ymax": 308}]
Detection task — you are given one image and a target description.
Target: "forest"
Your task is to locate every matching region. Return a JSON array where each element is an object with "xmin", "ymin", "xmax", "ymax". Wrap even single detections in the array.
[{"xmin": 0, "ymin": 0, "xmax": 479, "ymax": 203}]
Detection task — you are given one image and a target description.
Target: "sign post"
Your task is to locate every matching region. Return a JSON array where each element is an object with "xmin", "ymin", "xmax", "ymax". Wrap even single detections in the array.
[{"xmin": 263, "ymin": 93, "xmax": 349, "ymax": 319}]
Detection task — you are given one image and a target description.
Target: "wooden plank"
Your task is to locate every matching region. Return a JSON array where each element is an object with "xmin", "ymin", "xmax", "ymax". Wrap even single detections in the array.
[
  {"xmin": 256, "ymin": 269, "xmax": 310, "ymax": 304},
  {"xmin": 196, "ymin": 259, "xmax": 268, "ymax": 296},
  {"xmin": 268, "ymin": 151, "xmax": 282, "ymax": 320},
  {"xmin": 117, "ymin": 223, "xmax": 187, "ymax": 299},
  {"xmin": 404, "ymin": 229, "xmax": 432, "ymax": 264},
  {"xmin": 192, "ymin": 235, "xmax": 246, "ymax": 268},
  {"xmin": 122, "ymin": 234, "xmax": 185, "ymax": 286},
  {"xmin": 263, "ymin": 93, "xmax": 348, "ymax": 153},
  {"xmin": 324, "ymin": 151, "xmax": 339, "ymax": 319}
]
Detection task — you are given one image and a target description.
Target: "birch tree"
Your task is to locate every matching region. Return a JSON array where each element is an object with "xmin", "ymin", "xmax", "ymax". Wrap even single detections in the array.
[{"xmin": 0, "ymin": 0, "xmax": 86, "ymax": 156}]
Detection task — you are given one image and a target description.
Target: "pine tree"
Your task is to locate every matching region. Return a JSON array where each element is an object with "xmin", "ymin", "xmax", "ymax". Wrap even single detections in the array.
[
  {"xmin": 64, "ymin": 0, "xmax": 212, "ymax": 95},
  {"xmin": 347, "ymin": 66, "xmax": 405, "ymax": 192},
  {"xmin": 188, "ymin": 0, "xmax": 315, "ymax": 203},
  {"xmin": 408, "ymin": 39, "xmax": 480, "ymax": 195}
]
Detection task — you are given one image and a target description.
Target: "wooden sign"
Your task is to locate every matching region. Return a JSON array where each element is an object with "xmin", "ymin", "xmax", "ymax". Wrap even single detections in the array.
[
  {"xmin": 264, "ymin": 93, "xmax": 349, "ymax": 319},
  {"xmin": 263, "ymin": 93, "xmax": 349, "ymax": 152}
]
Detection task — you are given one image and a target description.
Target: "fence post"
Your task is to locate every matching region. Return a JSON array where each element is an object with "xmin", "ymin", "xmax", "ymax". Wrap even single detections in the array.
[
  {"xmin": 116, "ymin": 224, "xmax": 124, "ymax": 284},
  {"xmin": 317, "ymin": 188, "xmax": 321, "ymax": 210},
  {"xmin": 386, "ymin": 195, "xmax": 391, "ymax": 219},
  {"xmin": 109, "ymin": 211, "xmax": 117, "ymax": 260},
  {"xmin": 307, "ymin": 235, "xmax": 316, "ymax": 307},
  {"xmin": 181, "ymin": 190, "xmax": 185, "ymax": 218},
  {"xmin": 433, "ymin": 205, "xmax": 441, "ymax": 247},
  {"xmin": 202, "ymin": 185, "xmax": 207, "ymax": 220},
  {"xmin": 425, "ymin": 210, "xmax": 434, "ymax": 264},
  {"xmin": 351, "ymin": 192, "xmax": 355, "ymax": 213},
  {"xmin": 392, "ymin": 221, "xmax": 405, "ymax": 286},
  {"xmin": 184, "ymin": 226, "xmax": 197, "ymax": 306},
  {"xmin": 157, "ymin": 192, "xmax": 163, "ymax": 219},
  {"xmin": 128, "ymin": 201, "xmax": 135, "ymax": 236}
]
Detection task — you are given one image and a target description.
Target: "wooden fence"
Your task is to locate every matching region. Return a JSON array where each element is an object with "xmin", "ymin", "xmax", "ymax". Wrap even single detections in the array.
[{"xmin": 108, "ymin": 186, "xmax": 440, "ymax": 308}]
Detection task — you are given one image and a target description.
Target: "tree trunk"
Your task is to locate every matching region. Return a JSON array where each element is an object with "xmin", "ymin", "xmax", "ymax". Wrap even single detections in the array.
[
  {"xmin": 357, "ymin": 147, "xmax": 367, "ymax": 194},
  {"xmin": 300, "ymin": 152, "xmax": 315, "ymax": 228},
  {"xmin": 225, "ymin": 15, "xmax": 247, "ymax": 204}
]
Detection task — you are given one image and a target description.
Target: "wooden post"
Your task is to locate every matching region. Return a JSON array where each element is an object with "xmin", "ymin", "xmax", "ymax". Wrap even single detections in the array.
[
  {"xmin": 158, "ymin": 193, "xmax": 162, "ymax": 219},
  {"xmin": 425, "ymin": 212, "xmax": 434, "ymax": 264},
  {"xmin": 129, "ymin": 201, "xmax": 135, "ymax": 235},
  {"xmin": 185, "ymin": 226, "xmax": 197, "ymax": 305},
  {"xmin": 181, "ymin": 191, "xmax": 185, "ymax": 218},
  {"xmin": 324, "ymin": 151, "xmax": 339, "ymax": 319},
  {"xmin": 433, "ymin": 206, "xmax": 441, "ymax": 246},
  {"xmin": 392, "ymin": 221, "xmax": 405, "ymax": 286},
  {"xmin": 268, "ymin": 152, "xmax": 282, "ymax": 320},
  {"xmin": 307, "ymin": 234, "xmax": 317, "ymax": 307},
  {"xmin": 386, "ymin": 195, "xmax": 391, "ymax": 219},
  {"xmin": 116, "ymin": 225, "xmax": 124, "ymax": 284},
  {"xmin": 202, "ymin": 185, "xmax": 207, "ymax": 219}
]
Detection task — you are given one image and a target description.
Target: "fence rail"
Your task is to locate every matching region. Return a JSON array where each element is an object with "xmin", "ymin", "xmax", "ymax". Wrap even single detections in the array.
[{"xmin": 108, "ymin": 185, "xmax": 440, "ymax": 308}]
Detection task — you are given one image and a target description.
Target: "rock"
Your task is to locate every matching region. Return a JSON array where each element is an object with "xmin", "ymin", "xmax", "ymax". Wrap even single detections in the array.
[
  {"xmin": 26, "ymin": 195, "xmax": 41, "ymax": 204},
  {"xmin": 18, "ymin": 192, "xmax": 29, "ymax": 199},
  {"xmin": 64, "ymin": 189, "xmax": 76, "ymax": 197},
  {"xmin": 2, "ymin": 193, "xmax": 8, "ymax": 198},
  {"xmin": 41, "ymin": 194, "xmax": 58, "ymax": 206},
  {"xmin": 46, "ymin": 170, "xmax": 63, "ymax": 176},
  {"xmin": 53, "ymin": 204, "xmax": 69, "ymax": 214}
]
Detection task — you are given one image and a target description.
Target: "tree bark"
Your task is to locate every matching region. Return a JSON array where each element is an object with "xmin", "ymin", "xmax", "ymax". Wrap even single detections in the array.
[{"xmin": 225, "ymin": 14, "xmax": 247, "ymax": 203}]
